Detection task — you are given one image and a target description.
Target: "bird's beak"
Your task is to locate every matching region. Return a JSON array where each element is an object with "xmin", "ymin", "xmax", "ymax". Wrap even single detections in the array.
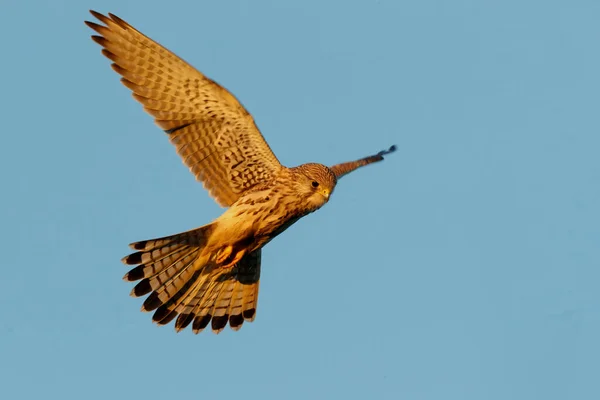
[{"xmin": 321, "ymin": 189, "xmax": 330, "ymax": 199}]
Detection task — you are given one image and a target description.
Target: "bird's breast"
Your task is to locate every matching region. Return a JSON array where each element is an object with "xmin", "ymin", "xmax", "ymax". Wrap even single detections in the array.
[{"xmin": 214, "ymin": 188, "xmax": 306, "ymax": 250}]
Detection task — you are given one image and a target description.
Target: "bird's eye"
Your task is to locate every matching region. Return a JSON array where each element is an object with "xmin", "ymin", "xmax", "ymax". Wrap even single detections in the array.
[{"xmin": 312, "ymin": 181, "xmax": 319, "ymax": 188}]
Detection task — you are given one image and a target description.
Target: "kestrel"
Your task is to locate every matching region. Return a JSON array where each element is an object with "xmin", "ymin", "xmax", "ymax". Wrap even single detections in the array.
[{"xmin": 86, "ymin": 10, "xmax": 396, "ymax": 334}]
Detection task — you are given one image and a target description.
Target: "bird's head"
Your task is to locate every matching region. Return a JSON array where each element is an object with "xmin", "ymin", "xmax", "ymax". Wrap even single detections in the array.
[{"xmin": 291, "ymin": 163, "xmax": 337, "ymax": 211}]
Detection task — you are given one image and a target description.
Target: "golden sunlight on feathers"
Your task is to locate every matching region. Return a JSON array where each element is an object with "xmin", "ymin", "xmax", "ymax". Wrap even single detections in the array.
[{"xmin": 86, "ymin": 10, "xmax": 395, "ymax": 334}]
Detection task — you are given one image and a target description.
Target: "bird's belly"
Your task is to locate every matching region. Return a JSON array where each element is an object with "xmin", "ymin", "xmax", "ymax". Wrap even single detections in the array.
[{"xmin": 213, "ymin": 201, "xmax": 303, "ymax": 253}]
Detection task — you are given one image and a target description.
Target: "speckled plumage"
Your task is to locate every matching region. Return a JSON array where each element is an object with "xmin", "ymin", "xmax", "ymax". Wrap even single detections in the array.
[{"xmin": 86, "ymin": 11, "xmax": 396, "ymax": 334}]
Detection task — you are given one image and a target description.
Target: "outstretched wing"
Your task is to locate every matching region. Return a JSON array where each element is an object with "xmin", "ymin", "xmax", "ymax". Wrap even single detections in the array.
[
  {"xmin": 86, "ymin": 11, "xmax": 282, "ymax": 207},
  {"xmin": 330, "ymin": 145, "xmax": 396, "ymax": 179}
]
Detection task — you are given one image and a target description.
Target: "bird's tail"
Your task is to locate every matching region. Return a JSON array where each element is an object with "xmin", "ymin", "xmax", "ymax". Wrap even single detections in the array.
[{"xmin": 121, "ymin": 224, "xmax": 260, "ymax": 333}]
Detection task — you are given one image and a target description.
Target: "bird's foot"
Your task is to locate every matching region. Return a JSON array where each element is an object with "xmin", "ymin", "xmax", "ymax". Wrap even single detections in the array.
[
  {"xmin": 216, "ymin": 246, "xmax": 246, "ymax": 268},
  {"xmin": 216, "ymin": 245, "xmax": 233, "ymax": 264}
]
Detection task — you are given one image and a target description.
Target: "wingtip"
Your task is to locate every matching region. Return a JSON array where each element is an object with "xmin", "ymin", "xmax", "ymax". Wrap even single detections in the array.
[
  {"xmin": 107, "ymin": 12, "xmax": 122, "ymax": 22},
  {"xmin": 378, "ymin": 144, "xmax": 397, "ymax": 157},
  {"xmin": 90, "ymin": 35, "xmax": 107, "ymax": 47},
  {"xmin": 88, "ymin": 10, "xmax": 107, "ymax": 23}
]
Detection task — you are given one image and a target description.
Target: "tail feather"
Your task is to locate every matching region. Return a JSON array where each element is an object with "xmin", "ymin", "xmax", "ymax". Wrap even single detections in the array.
[
  {"xmin": 193, "ymin": 314, "xmax": 212, "ymax": 332},
  {"xmin": 209, "ymin": 278, "xmax": 246, "ymax": 333},
  {"xmin": 141, "ymin": 250, "xmax": 201, "ymax": 303},
  {"xmin": 241, "ymin": 283, "xmax": 259, "ymax": 322},
  {"xmin": 171, "ymin": 271, "xmax": 222, "ymax": 332},
  {"xmin": 213, "ymin": 281, "xmax": 236, "ymax": 319},
  {"xmin": 122, "ymin": 241, "xmax": 191, "ymax": 266},
  {"xmin": 189, "ymin": 252, "xmax": 261, "ymax": 334},
  {"xmin": 122, "ymin": 225, "xmax": 211, "ymax": 305},
  {"xmin": 176, "ymin": 270, "xmax": 220, "ymax": 315},
  {"xmin": 128, "ymin": 248, "xmax": 199, "ymax": 299},
  {"xmin": 227, "ymin": 283, "xmax": 245, "ymax": 330},
  {"xmin": 141, "ymin": 257, "xmax": 201, "ymax": 311},
  {"xmin": 128, "ymin": 231, "xmax": 201, "ymax": 252},
  {"xmin": 174, "ymin": 312, "xmax": 195, "ymax": 330},
  {"xmin": 122, "ymin": 225, "xmax": 262, "ymax": 334},
  {"xmin": 124, "ymin": 246, "xmax": 196, "ymax": 282},
  {"xmin": 154, "ymin": 267, "xmax": 217, "ymax": 328},
  {"xmin": 153, "ymin": 309, "xmax": 178, "ymax": 325},
  {"xmin": 206, "ymin": 281, "xmax": 230, "ymax": 333},
  {"xmin": 171, "ymin": 269, "xmax": 223, "ymax": 331},
  {"xmin": 123, "ymin": 227, "xmax": 212, "ymax": 284}
]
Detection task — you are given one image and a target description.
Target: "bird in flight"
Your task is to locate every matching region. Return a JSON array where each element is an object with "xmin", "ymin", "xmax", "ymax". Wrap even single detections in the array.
[{"xmin": 85, "ymin": 10, "xmax": 396, "ymax": 334}]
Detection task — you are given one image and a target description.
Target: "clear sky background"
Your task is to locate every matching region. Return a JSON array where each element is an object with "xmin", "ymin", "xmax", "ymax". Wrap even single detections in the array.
[{"xmin": 1, "ymin": 1, "xmax": 599, "ymax": 399}]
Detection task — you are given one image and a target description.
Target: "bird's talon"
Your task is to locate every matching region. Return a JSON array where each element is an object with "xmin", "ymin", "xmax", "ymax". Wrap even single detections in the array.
[
  {"xmin": 216, "ymin": 245, "xmax": 233, "ymax": 264},
  {"xmin": 220, "ymin": 249, "xmax": 247, "ymax": 269}
]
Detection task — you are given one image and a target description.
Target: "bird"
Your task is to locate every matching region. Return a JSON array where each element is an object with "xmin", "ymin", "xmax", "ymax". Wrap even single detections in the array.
[{"xmin": 85, "ymin": 10, "xmax": 396, "ymax": 334}]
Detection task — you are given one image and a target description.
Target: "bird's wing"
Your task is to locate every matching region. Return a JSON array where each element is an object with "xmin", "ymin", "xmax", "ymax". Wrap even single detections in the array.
[
  {"xmin": 330, "ymin": 145, "xmax": 397, "ymax": 179},
  {"xmin": 86, "ymin": 11, "xmax": 282, "ymax": 207}
]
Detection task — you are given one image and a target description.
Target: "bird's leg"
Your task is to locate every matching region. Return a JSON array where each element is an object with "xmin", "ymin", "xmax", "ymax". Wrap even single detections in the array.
[
  {"xmin": 215, "ymin": 235, "xmax": 254, "ymax": 268},
  {"xmin": 215, "ymin": 245, "xmax": 233, "ymax": 264},
  {"xmin": 215, "ymin": 246, "xmax": 247, "ymax": 269},
  {"xmin": 222, "ymin": 249, "xmax": 247, "ymax": 269}
]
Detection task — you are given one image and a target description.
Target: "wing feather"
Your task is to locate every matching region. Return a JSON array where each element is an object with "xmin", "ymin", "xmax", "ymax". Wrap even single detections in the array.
[{"xmin": 86, "ymin": 11, "xmax": 282, "ymax": 207}]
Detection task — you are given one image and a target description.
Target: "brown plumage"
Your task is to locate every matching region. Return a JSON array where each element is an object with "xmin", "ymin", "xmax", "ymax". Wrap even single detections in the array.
[{"xmin": 86, "ymin": 10, "xmax": 396, "ymax": 334}]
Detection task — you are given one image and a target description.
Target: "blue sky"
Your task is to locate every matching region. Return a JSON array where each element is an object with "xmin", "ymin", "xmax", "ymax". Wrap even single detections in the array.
[{"xmin": 1, "ymin": 0, "xmax": 599, "ymax": 399}]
